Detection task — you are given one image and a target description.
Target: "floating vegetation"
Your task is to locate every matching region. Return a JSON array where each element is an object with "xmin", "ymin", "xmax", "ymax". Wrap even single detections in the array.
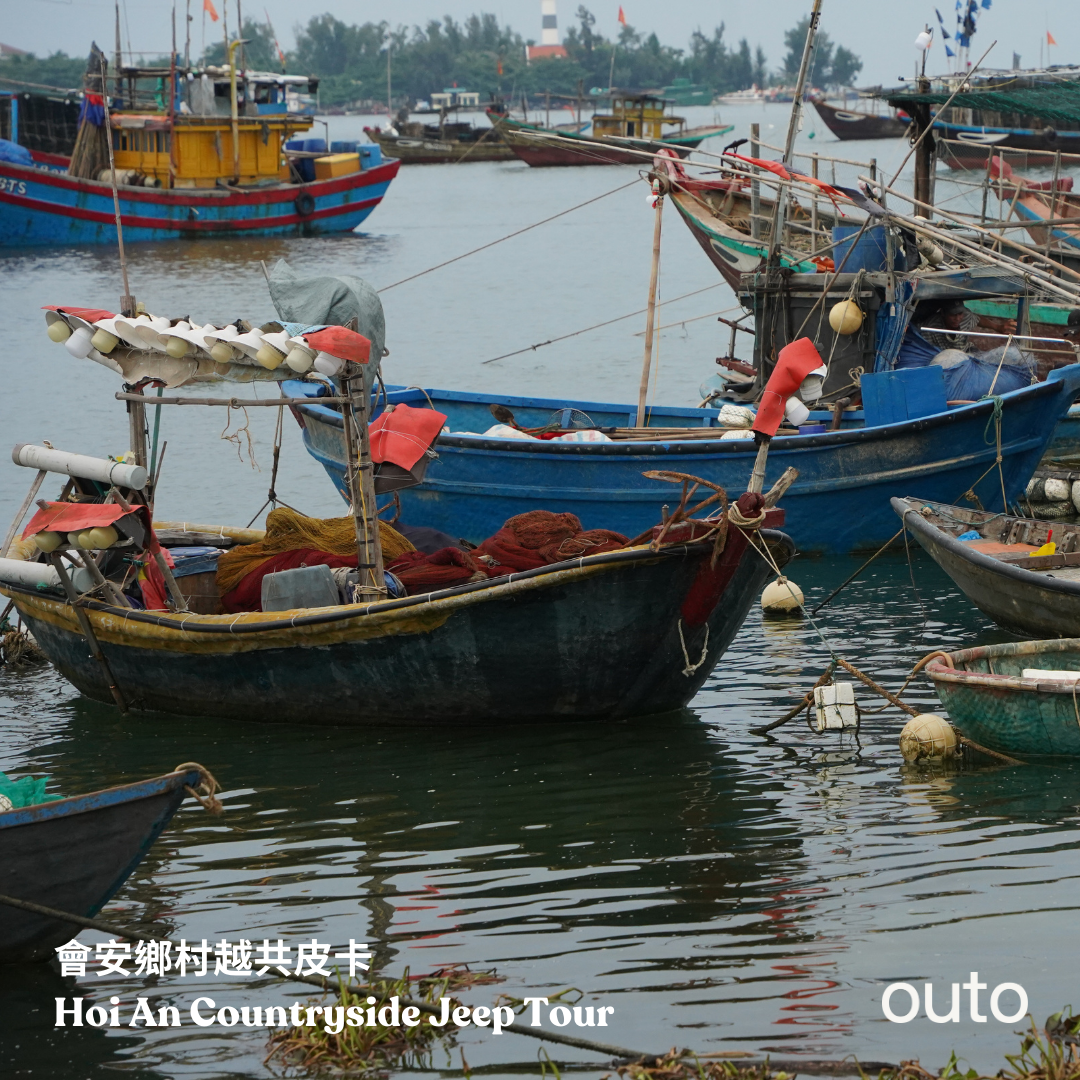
[
  {"xmin": 266, "ymin": 964, "xmax": 503, "ymax": 1077},
  {"xmin": 606, "ymin": 1050, "xmax": 788, "ymax": 1080}
]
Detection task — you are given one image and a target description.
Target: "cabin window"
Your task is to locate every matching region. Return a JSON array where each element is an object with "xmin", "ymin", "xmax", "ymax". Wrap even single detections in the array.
[{"xmin": 626, "ymin": 121, "xmax": 636, "ymax": 136}]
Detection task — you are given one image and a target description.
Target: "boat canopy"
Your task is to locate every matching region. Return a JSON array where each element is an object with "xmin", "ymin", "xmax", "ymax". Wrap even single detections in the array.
[{"xmin": 884, "ymin": 76, "xmax": 1080, "ymax": 126}]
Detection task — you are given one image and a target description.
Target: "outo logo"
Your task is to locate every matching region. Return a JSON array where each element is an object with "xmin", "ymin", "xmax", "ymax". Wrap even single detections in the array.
[{"xmin": 882, "ymin": 973, "xmax": 1028, "ymax": 1024}]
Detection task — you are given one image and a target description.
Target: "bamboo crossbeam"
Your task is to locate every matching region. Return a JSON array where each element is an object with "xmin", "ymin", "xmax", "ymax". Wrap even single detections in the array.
[
  {"xmin": 115, "ymin": 392, "xmax": 346, "ymax": 407},
  {"xmin": 860, "ymin": 173, "xmax": 1080, "ymax": 298},
  {"xmin": 752, "ymin": 135, "xmax": 876, "ymax": 171}
]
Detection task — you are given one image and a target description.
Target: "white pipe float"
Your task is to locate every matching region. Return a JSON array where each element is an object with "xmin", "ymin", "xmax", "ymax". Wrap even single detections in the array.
[
  {"xmin": 11, "ymin": 444, "xmax": 148, "ymax": 490},
  {"xmin": 0, "ymin": 558, "xmax": 60, "ymax": 589}
]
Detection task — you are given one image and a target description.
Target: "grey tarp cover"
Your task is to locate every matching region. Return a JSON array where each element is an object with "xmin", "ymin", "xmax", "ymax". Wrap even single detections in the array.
[{"xmin": 266, "ymin": 260, "xmax": 385, "ymax": 395}]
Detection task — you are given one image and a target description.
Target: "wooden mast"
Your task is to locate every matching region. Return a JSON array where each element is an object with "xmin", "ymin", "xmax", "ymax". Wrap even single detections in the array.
[{"xmin": 635, "ymin": 185, "xmax": 664, "ymax": 428}]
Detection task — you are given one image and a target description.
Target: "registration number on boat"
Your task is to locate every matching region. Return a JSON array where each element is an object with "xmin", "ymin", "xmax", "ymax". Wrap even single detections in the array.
[{"xmin": 0, "ymin": 177, "xmax": 27, "ymax": 195}]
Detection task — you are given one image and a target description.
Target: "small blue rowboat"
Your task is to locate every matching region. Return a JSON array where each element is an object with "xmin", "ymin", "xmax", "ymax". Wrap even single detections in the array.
[
  {"xmin": 290, "ymin": 363, "xmax": 1080, "ymax": 554},
  {"xmin": 927, "ymin": 641, "xmax": 1080, "ymax": 759},
  {"xmin": 0, "ymin": 156, "xmax": 400, "ymax": 246},
  {"xmin": 0, "ymin": 767, "xmax": 211, "ymax": 963}
]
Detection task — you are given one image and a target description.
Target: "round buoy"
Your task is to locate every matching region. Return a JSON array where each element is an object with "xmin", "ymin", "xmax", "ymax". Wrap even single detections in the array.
[
  {"xmin": 899, "ymin": 713, "xmax": 957, "ymax": 761},
  {"xmin": 33, "ymin": 531, "xmax": 62, "ymax": 553},
  {"xmin": 828, "ymin": 300, "xmax": 864, "ymax": 335},
  {"xmin": 761, "ymin": 576, "xmax": 804, "ymax": 615},
  {"xmin": 47, "ymin": 320, "xmax": 72, "ymax": 343},
  {"xmin": 85, "ymin": 526, "xmax": 119, "ymax": 549}
]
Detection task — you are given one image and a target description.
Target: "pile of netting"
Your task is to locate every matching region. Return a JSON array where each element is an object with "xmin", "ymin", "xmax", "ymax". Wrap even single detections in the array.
[
  {"xmin": 216, "ymin": 507, "xmax": 415, "ymax": 613},
  {"xmin": 216, "ymin": 508, "xmax": 628, "ymax": 610},
  {"xmin": 387, "ymin": 511, "xmax": 627, "ymax": 593}
]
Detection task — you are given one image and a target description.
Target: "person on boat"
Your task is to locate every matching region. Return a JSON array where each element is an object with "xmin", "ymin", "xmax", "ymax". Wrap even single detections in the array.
[{"xmin": 918, "ymin": 300, "xmax": 983, "ymax": 351}]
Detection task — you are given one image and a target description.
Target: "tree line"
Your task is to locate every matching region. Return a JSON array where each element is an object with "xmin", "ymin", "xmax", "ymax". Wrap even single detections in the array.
[{"xmin": 1, "ymin": 7, "xmax": 862, "ymax": 110}]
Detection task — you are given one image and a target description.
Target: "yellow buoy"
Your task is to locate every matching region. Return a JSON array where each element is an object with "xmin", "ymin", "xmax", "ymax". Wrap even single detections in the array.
[
  {"xmin": 210, "ymin": 341, "xmax": 238, "ymax": 364},
  {"xmin": 828, "ymin": 300, "xmax": 864, "ymax": 335},
  {"xmin": 47, "ymin": 320, "xmax": 72, "ymax": 343},
  {"xmin": 761, "ymin": 576, "xmax": 804, "ymax": 615},
  {"xmin": 91, "ymin": 328, "xmax": 120, "ymax": 353},
  {"xmin": 86, "ymin": 526, "xmax": 119, "ymax": 549},
  {"xmin": 67, "ymin": 532, "xmax": 84, "ymax": 549},
  {"xmin": 899, "ymin": 713, "xmax": 957, "ymax": 761},
  {"xmin": 33, "ymin": 531, "xmax": 63, "ymax": 552},
  {"xmin": 165, "ymin": 336, "xmax": 194, "ymax": 359}
]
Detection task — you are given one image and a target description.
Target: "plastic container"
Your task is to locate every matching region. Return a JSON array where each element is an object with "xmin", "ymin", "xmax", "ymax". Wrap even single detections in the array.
[
  {"xmin": 330, "ymin": 140, "xmax": 359, "ymax": 154},
  {"xmin": 831, "ymin": 225, "xmax": 903, "ymax": 273},
  {"xmin": 798, "ymin": 423, "xmax": 827, "ymax": 435},
  {"xmin": 314, "ymin": 153, "xmax": 360, "ymax": 180},
  {"xmin": 359, "ymin": 143, "xmax": 382, "ymax": 169},
  {"xmin": 284, "ymin": 138, "xmax": 327, "ymax": 183},
  {"xmin": 261, "ymin": 564, "xmax": 341, "ymax": 612}
]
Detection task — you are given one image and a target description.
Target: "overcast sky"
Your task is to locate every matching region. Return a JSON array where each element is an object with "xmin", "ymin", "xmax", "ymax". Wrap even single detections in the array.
[{"xmin": 4, "ymin": 0, "xmax": 1076, "ymax": 81}]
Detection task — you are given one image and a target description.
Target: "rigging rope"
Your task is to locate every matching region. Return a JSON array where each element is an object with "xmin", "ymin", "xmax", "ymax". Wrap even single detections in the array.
[
  {"xmin": 378, "ymin": 178, "xmax": 639, "ymax": 293},
  {"xmin": 480, "ymin": 284, "xmax": 724, "ymax": 365}
]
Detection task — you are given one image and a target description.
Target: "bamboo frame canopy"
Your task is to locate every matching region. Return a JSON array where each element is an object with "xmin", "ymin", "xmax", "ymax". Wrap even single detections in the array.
[{"xmin": 884, "ymin": 77, "xmax": 1080, "ymax": 126}]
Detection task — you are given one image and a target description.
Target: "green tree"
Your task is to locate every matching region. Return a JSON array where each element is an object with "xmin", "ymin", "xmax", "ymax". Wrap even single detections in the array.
[
  {"xmin": 781, "ymin": 15, "xmax": 861, "ymax": 88},
  {"xmin": 0, "ymin": 50, "xmax": 89, "ymax": 92},
  {"xmin": 202, "ymin": 19, "xmax": 280, "ymax": 70}
]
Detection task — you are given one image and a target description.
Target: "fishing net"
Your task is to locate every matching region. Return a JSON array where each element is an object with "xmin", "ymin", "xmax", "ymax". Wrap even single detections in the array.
[
  {"xmin": 887, "ymin": 80, "xmax": 1080, "ymax": 126},
  {"xmin": 478, "ymin": 511, "xmax": 628, "ymax": 571},
  {"xmin": 216, "ymin": 506, "xmax": 413, "ymax": 597}
]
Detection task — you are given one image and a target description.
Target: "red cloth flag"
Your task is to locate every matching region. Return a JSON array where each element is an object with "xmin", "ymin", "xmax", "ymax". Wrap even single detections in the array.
[
  {"xmin": 1048, "ymin": 31, "xmax": 1058, "ymax": 46},
  {"xmin": 301, "ymin": 327, "xmax": 372, "ymax": 364},
  {"xmin": 752, "ymin": 338, "xmax": 825, "ymax": 438},
  {"xmin": 204, "ymin": 0, "xmax": 219, "ymax": 23},
  {"xmin": 369, "ymin": 403, "xmax": 448, "ymax": 471},
  {"xmin": 618, "ymin": 7, "xmax": 627, "ymax": 25}
]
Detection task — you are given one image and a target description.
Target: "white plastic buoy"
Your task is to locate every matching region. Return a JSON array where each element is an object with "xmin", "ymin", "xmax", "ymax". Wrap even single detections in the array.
[
  {"xmin": 828, "ymin": 300, "xmax": 864, "ymax": 335},
  {"xmin": 1043, "ymin": 477, "xmax": 1070, "ymax": 502},
  {"xmin": 761, "ymin": 576, "xmax": 804, "ymax": 615},
  {"xmin": 899, "ymin": 713, "xmax": 957, "ymax": 761}
]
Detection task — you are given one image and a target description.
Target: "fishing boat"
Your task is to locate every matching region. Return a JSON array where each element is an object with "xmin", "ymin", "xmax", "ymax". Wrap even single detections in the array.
[
  {"xmin": 0, "ymin": 89, "xmax": 80, "ymax": 169},
  {"xmin": 986, "ymin": 157, "xmax": 1080, "ymax": 258},
  {"xmin": 657, "ymin": 79, "xmax": 712, "ymax": 107},
  {"xmin": 883, "ymin": 71, "xmax": 1080, "ymax": 171},
  {"xmin": 0, "ymin": 288, "xmax": 794, "ymax": 723},
  {"xmin": 893, "ymin": 497, "xmax": 1080, "ymax": 639},
  {"xmin": 0, "ymin": 51, "xmax": 398, "ymax": 246},
  {"xmin": 924, "ymin": 640, "xmax": 1080, "ymax": 758},
  {"xmin": 294, "ymin": 366, "xmax": 1080, "ymax": 554},
  {"xmin": 488, "ymin": 93, "xmax": 731, "ymax": 166},
  {"xmin": 0, "ymin": 766, "xmax": 215, "ymax": 963},
  {"xmin": 364, "ymin": 118, "xmax": 514, "ymax": 164},
  {"xmin": 811, "ymin": 96, "xmax": 909, "ymax": 141}
]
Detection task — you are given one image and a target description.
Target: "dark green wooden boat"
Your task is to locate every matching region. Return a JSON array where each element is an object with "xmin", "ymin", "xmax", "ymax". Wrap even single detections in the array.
[
  {"xmin": 926, "ymin": 640, "xmax": 1080, "ymax": 757},
  {"xmin": 1, "ymin": 517, "xmax": 793, "ymax": 724}
]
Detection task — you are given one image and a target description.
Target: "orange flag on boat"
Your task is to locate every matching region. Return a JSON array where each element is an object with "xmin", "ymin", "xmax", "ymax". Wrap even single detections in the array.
[
  {"xmin": 204, "ymin": 0, "xmax": 219, "ymax": 22},
  {"xmin": 1048, "ymin": 31, "xmax": 1058, "ymax": 46},
  {"xmin": 618, "ymin": 6, "xmax": 627, "ymax": 25}
]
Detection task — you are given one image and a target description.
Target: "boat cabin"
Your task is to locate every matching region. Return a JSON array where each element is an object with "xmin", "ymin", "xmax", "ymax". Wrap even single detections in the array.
[{"xmin": 591, "ymin": 94, "xmax": 686, "ymax": 141}]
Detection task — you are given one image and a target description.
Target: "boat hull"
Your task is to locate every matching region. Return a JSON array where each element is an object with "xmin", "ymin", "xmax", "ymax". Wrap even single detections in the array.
[
  {"xmin": 0, "ymin": 157, "xmax": 400, "ymax": 246},
  {"xmin": 812, "ymin": 100, "xmax": 908, "ymax": 140},
  {"xmin": 894, "ymin": 496, "xmax": 1080, "ymax": 638},
  {"xmin": 491, "ymin": 115, "xmax": 725, "ymax": 166},
  {"xmin": 366, "ymin": 130, "xmax": 514, "ymax": 164},
  {"xmin": 296, "ymin": 368, "xmax": 1080, "ymax": 553},
  {"xmin": 926, "ymin": 640, "xmax": 1080, "ymax": 758},
  {"xmin": 3, "ymin": 536, "xmax": 792, "ymax": 724},
  {"xmin": 0, "ymin": 770, "xmax": 197, "ymax": 963}
]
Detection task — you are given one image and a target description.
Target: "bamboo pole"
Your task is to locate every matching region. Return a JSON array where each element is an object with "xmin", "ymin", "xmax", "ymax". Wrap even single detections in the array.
[
  {"xmin": 635, "ymin": 191, "xmax": 664, "ymax": 428},
  {"xmin": 115, "ymin": 392, "xmax": 349, "ymax": 407},
  {"xmin": 1, "ymin": 471, "xmax": 46, "ymax": 558},
  {"xmin": 770, "ymin": 0, "xmax": 822, "ymax": 256},
  {"xmin": 749, "ymin": 122, "xmax": 761, "ymax": 240},
  {"xmin": 1046, "ymin": 150, "xmax": 1062, "ymax": 258},
  {"xmin": 50, "ymin": 555, "xmax": 128, "ymax": 712},
  {"xmin": 337, "ymin": 366, "xmax": 385, "ymax": 597}
]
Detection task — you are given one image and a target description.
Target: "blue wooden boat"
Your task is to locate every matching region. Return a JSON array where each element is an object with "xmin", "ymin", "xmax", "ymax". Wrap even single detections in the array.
[
  {"xmin": 0, "ymin": 154, "xmax": 400, "ymax": 246},
  {"xmin": 290, "ymin": 364, "xmax": 1080, "ymax": 554},
  {"xmin": 0, "ymin": 767, "xmax": 205, "ymax": 963},
  {"xmin": 926, "ymin": 640, "xmax": 1080, "ymax": 758}
]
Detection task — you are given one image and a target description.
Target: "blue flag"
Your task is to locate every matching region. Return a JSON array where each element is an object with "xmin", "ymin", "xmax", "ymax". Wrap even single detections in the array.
[{"xmin": 945, "ymin": 44, "xmax": 956, "ymax": 57}]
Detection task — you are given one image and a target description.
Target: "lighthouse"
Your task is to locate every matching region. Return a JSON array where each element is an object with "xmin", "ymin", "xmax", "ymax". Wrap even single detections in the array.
[{"xmin": 526, "ymin": 0, "xmax": 568, "ymax": 61}]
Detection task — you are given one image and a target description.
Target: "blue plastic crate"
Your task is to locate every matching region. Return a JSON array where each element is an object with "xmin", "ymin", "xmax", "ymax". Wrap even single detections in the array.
[{"xmin": 861, "ymin": 367, "xmax": 948, "ymax": 428}]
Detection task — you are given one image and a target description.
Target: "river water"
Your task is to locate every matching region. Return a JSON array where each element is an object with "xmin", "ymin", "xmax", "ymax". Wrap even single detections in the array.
[{"xmin": 1, "ymin": 103, "xmax": 1074, "ymax": 1079}]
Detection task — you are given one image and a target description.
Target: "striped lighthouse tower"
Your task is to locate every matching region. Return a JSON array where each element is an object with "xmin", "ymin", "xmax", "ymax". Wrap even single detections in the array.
[
  {"xmin": 527, "ymin": 0, "xmax": 568, "ymax": 61},
  {"xmin": 541, "ymin": 0, "xmax": 559, "ymax": 46}
]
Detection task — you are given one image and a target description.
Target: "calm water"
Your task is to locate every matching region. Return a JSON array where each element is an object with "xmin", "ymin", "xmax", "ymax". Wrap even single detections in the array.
[{"xmin": 1, "ymin": 104, "xmax": 1073, "ymax": 1078}]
